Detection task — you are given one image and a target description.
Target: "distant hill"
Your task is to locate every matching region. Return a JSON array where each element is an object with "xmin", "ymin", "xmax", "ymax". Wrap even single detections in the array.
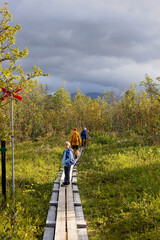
[{"xmin": 71, "ymin": 92, "xmax": 104, "ymax": 100}]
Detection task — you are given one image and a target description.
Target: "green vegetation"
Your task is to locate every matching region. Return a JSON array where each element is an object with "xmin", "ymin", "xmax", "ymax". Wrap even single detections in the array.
[
  {"xmin": 78, "ymin": 134, "xmax": 160, "ymax": 240},
  {"xmin": 0, "ymin": 136, "xmax": 63, "ymax": 240}
]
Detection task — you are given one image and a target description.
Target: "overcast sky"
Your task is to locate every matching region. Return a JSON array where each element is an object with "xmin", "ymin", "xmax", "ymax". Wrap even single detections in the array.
[{"xmin": 2, "ymin": 0, "xmax": 160, "ymax": 93}]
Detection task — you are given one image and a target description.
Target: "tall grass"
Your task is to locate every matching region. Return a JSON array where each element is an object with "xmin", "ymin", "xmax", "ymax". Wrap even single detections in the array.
[
  {"xmin": 0, "ymin": 136, "xmax": 63, "ymax": 240},
  {"xmin": 78, "ymin": 134, "xmax": 160, "ymax": 240}
]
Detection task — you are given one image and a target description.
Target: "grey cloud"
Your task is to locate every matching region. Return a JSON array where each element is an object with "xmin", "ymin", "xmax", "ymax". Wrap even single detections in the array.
[{"xmin": 2, "ymin": 0, "xmax": 160, "ymax": 93}]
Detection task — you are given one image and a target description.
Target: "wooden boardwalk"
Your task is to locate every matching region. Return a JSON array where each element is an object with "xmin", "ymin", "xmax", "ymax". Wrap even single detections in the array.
[{"xmin": 43, "ymin": 147, "xmax": 88, "ymax": 240}]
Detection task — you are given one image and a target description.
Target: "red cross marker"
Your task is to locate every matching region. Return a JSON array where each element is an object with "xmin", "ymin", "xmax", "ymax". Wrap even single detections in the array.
[
  {"xmin": 1, "ymin": 87, "xmax": 23, "ymax": 101},
  {"xmin": 0, "ymin": 87, "xmax": 23, "ymax": 196}
]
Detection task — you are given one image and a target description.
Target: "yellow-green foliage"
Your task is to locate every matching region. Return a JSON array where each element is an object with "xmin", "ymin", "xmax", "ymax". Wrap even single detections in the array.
[
  {"xmin": 78, "ymin": 134, "xmax": 160, "ymax": 240},
  {"xmin": 0, "ymin": 3, "xmax": 48, "ymax": 91},
  {"xmin": 0, "ymin": 136, "xmax": 63, "ymax": 240}
]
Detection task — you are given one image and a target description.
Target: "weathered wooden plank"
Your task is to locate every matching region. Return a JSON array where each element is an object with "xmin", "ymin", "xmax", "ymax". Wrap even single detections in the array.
[
  {"xmin": 72, "ymin": 176, "xmax": 77, "ymax": 184},
  {"xmin": 67, "ymin": 185, "xmax": 79, "ymax": 240},
  {"xmin": 50, "ymin": 201, "xmax": 58, "ymax": 206},
  {"xmin": 54, "ymin": 180, "xmax": 60, "ymax": 184},
  {"xmin": 43, "ymin": 227, "xmax": 55, "ymax": 240},
  {"xmin": 46, "ymin": 220, "xmax": 56, "ymax": 227},
  {"xmin": 73, "ymin": 189, "xmax": 79, "ymax": 193},
  {"xmin": 74, "ymin": 201, "xmax": 82, "ymax": 206},
  {"xmin": 46, "ymin": 206, "xmax": 56, "ymax": 226},
  {"xmin": 61, "ymin": 170, "xmax": 65, "ymax": 182},
  {"xmin": 74, "ymin": 191, "xmax": 81, "ymax": 203},
  {"xmin": 72, "ymin": 173, "xmax": 77, "ymax": 177},
  {"xmin": 43, "ymin": 174, "xmax": 60, "ymax": 240},
  {"xmin": 72, "ymin": 184, "xmax": 79, "ymax": 191},
  {"xmin": 78, "ymin": 228, "xmax": 89, "ymax": 240},
  {"xmin": 75, "ymin": 206, "xmax": 85, "ymax": 223},
  {"xmin": 54, "ymin": 171, "xmax": 66, "ymax": 240},
  {"xmin": 77, "ymin": 222, "xmax": 87, "ymax": 228},
  {"xmin": 72, "ymin": 182, "xmax": 77, "ymax": 186},
  {"xmin": 44, "ymin": 147, "xmax": 88, "ymax": 240},
  {"xmin": 53, "ymin": 189, "xmax": 59, "ymax": 193},
  {"xmin": 70, "ymin": 165, "xmax": 74, "ymax": 182},
  {"xmin": 53, "ymin": 183, "xmax": 59, "ymax": 190},
  {"xmin": 50, "ymin": 192, "xmax": 58, "ymax": 202}
]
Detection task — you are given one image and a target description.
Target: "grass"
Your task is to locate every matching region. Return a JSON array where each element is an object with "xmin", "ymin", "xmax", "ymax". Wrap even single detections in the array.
[
  {"xmin": 78, "ymin": 134, "xmax": 160, "ymax": 240},
  {"xmin": 0, "ymin": 135, "xmax": 64, "ymax": 240}
]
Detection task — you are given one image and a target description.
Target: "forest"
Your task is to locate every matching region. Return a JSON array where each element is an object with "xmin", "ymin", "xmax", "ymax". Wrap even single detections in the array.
[{"xmin": 1, "ymin": 76, "xmax": 160, "ymax": 144}]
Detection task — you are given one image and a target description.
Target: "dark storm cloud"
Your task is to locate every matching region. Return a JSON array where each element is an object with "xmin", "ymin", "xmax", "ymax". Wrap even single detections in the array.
[{"xmin": 2, "ymin": 0, "xmax": 160, "ymax": 92}]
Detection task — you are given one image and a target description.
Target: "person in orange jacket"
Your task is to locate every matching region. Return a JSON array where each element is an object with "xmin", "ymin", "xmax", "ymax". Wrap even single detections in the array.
[{"xmin": 70, "ymin": 127, "xmax": 81, "ymax": 159}]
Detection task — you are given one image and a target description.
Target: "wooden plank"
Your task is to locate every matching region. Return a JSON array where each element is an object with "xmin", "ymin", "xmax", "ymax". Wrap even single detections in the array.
[
  {"xmin": 74, "ymin": 192, "xmax": 81, "ymax": 203},
  {"xmin": 70, "ymin": 165, "xmax": 74, "ymax": 182},
  {"xmin": 72, "ymin": 184, "xmax": 79, "ymax": 191},
  {"xmin": 43, "ymin": 173, "xmax": 60, "ymax": 240},
  {"xmin": 53, "ymin": 183, "xmax": 59, "ymax": 190},
  {"xmin": 46, "ymin": 220, "xmax": 56, "ymax": 227},
  {"xmin": 78, "ymin": 228, "xmax": 89, "ymax": 240},
  {"xmin": 53, "ymin": 189, "xmax": 59, "ymax": 193},
  {"xmin": 74, "ymin": 202, "xmax": 81, "ymax": 206},
  {"xmin": 61, "ymin": 170, "xmax": 65, "ymax": 182},
  {"xmin": 72, "ymin": 176, "xmax": 77, "ymax": 184},
  {"xmin": 75, "ymin": 206, "xmax": 85, "ymax": 223},
  {"xmin": 73, "ymin": 189, "xmax": 79, "ymax": 193},
  {"xmin": 77, "ymin": 222, "xmax": 87, "ymax": 228},
  {"xmin": 75, "ymin": 204, "xmax": 87, "ymax": 229},
  {"xmin": 54, "ymin": 180, "xmax": 60, "ymax": 184},
  {"xmin": 46, "ymin": 206, "xmax": 56, "ymax": 227},
  {"xmin": 67, "ymin": 185, "xmax": 79, "ymax": 240},
  {"xmin": 44, "ymin": 148, "xmax": 87, "ymax": 240},
  {"xmin": 54, "ymin": 171, "xmax": 66, "ymax": 240},
  {"xmin": 43, "ymin": 227, "xmax": 55, "ymax": 240},
  {"xmin": 50, "ymin": 201, "xmax": 58, "ymax": 206},
  {"xmin": 51, "ymin": 192, "xmax": 58, "ymax": 202}
]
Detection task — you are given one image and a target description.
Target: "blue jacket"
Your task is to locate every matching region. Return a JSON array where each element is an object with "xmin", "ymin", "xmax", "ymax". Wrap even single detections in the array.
[
  {"xmin": 62, "ymin": 148, "xmax": 75, "ymax": 167},
  {"xmin": 81, "ymin": 129, "xmax": 87, "ymax": 139}
]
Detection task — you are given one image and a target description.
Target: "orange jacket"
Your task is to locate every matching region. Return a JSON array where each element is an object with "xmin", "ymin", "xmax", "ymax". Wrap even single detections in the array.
[{"xmin": 70, "ymin": 131, "xmax": 81, "ymax": 146}]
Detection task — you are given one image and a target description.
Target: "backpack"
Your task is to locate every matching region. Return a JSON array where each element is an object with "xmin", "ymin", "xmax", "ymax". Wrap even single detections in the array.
[
  {"xmin": 72, "ymin": 132, "xmax": 78, "ymax": 144},
  {"xmin": 70, "ymin": 150, "xmax": 75, "ymax": 165},
  {"xmin": 81, "ymin": 130, "xmax": 85, "ymax": 137},
  {"xmin": 66, "ymin": 148, "xmax": 75, "ymax": 166}
]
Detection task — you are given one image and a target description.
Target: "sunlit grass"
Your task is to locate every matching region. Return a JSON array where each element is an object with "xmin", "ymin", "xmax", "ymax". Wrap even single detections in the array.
[
  {"xmin": 78, "ymin": 134, "xmax": 160, "ymax": 240},
  {"xmin": 0, "ymin": 136, "xmax": 63, "ymax": 240}
]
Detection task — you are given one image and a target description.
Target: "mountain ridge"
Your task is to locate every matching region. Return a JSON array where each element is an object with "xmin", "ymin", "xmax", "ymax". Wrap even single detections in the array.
[{"xmin": 71, "ymin": 92, "xmax": 104, "ymax": 100}]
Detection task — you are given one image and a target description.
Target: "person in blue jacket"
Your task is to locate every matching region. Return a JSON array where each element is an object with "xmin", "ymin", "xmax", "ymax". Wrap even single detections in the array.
[
  {"xmin": 81, "ymin": 128, "xmax": 87, "ymax": 146},
  {"xmin": 61, "ymin": 141, "xmax": 75, "ymax": 187}
]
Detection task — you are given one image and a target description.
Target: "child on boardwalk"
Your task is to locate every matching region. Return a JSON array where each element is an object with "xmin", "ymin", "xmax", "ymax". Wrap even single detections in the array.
[
  {"xmin": 70, "ymin": 127, "xmax": 81, "ymax": 159},
  {"xmin": 61, "ymin": 141, "xmax": 74, "ymax": 187},
  {"xmin": 81, "ymin": 128, "xmax": 87, "ymax": 146}
]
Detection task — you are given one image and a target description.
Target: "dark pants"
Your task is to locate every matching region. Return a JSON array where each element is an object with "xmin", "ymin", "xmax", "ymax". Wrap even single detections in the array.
[
  {"xmin": 82, "ymin": 138, "xmax": 86, "ymax": 146},
  {"xmin": 64, "ymin": 166, "xmax": 71, "ymax": 184},
  {"xmin": 72, "ymin": 145, "xmax": 78, "ymax": 158}
]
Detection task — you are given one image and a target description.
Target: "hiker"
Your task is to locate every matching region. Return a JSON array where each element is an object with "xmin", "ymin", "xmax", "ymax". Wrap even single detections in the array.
[
  {"xmin": 61, "ymin": 141, "xmax": 75, "ymax": 187},
  {"xmin": 70, "ymin": 127, "xmax": 81, "ymax": 159},
  {"xmin": 81, "ymin": 128, "xmax": 87, "ymax": 146}
]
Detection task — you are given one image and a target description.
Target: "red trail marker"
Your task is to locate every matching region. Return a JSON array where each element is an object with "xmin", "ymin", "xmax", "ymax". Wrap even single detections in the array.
[
  {"xmin": 1, "ymin": 87, "xmax": 23, "ymax": 101},
  {"xmin": 1, "ymin": 87, "xmax": 23, "ymax": 197}
]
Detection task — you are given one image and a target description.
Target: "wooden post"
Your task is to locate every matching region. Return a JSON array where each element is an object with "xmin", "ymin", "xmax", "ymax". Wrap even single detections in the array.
[
  {"xmin": 11, "ymin": 92, "xmax": 15, "ymax": 197},
  {"xmin": 1, "ymin": 141, "xmax": 7, "ymax": 199}
]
